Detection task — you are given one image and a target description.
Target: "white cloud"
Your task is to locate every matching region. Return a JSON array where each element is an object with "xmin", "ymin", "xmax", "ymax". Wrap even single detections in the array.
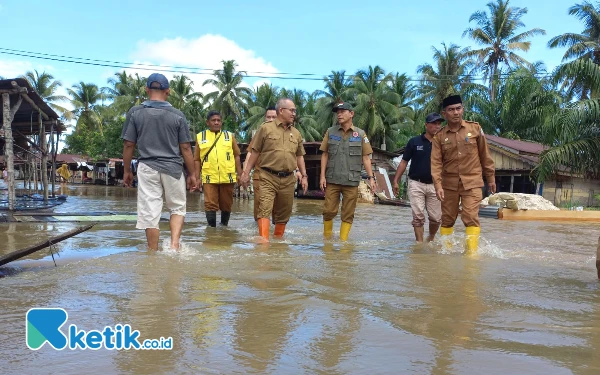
[
  {"xmin": 129, "ymin": 34, "xmax": 279, "ymax": 95},
  {"xmin": 0, "ymin": 59, "xmax": 35, "ymax": 79}
]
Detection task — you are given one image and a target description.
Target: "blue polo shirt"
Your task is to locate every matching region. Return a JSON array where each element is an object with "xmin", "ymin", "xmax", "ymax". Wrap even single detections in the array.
[{"xmin": 402, "ymin": 133, "xmax": 433, "ymax": 184}]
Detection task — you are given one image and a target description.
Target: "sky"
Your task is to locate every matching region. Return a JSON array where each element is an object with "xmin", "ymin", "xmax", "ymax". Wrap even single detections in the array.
[{"xmin": 0, "ymin": 0, "xmax": 584, "ymax": 110}]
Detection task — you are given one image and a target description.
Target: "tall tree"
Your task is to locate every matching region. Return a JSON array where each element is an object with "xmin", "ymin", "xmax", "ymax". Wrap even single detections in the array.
[
  {"xmin": 203, "ymin": 60, "xmax": 252, "ymax": 133},
  {"xmin": 244, "ymin": 83, "xmax": 279, "ymax": 133},
  {"xmin": 348, "ymin": 65, "xmax": 403, "ymax": 150},
  {"xmin": 21, "ymin": 70, "xmax": 72, "ymax": 119},
  {"xmin": 416, "ymin": 43, "xmax": 477, "ymax": 114},
  {"xmin": 315, "ymin": 70, "xmax": 353, "ymax": 128},
  {"xmin": 463, "ymin": 0, "xmax": 546, "ymax": 100},
  {"xmin": 549, "ymin": 2, "xmax": 600, "ymax": 100},
  {"xmin": 468, "ymin": 66, "xmax": 560, "ymax": 139},
  {"xmin": 106, "ymin": 71, "xmax": 147, "ymax": 114},
  {"xmin": 280, "ymin": 88, "xmax": 322, "ymax": 141},
  {"xmin": 67, "ymin": 82, "xmax": 105, "ymax": 134}
]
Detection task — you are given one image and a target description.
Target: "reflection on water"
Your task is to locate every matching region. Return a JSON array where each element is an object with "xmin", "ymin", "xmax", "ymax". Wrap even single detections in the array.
[{"xmin": 1, "ymin": 185, "xmax": 599, "ymax": 374}]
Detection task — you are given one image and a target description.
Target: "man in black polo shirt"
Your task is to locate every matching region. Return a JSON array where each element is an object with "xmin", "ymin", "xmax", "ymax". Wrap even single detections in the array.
[{"xmin": 392, "ymin": 113, "xmax": 444, "ymax": 242}]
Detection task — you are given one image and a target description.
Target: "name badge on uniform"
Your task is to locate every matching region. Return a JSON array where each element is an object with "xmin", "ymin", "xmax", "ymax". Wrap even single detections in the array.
[{"xmin": 417, "ymin": 145, "xmax": 423, "ymax": 151}]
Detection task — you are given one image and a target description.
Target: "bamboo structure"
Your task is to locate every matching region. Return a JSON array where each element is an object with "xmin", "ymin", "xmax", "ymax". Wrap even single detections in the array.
[{"xmin": 0, "ymin": 78, "xmax": 64, "ymax": 212}]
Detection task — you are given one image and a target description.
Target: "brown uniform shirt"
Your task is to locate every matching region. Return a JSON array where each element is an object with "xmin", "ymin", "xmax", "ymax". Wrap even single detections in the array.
[
  {"xmin": 431, "ymin": 120, "xmax": 495, "ymax": 191},
  {"xmin": 251, "ymin": 119, "xmax": 306, "ymax": 172},
  {"xmin": 319, "ymin": 124, "xmax": 373, "ymax": 155},
  {"xmin": 193, "ymin": 131, "xmax": 240, "ymax": 162}
]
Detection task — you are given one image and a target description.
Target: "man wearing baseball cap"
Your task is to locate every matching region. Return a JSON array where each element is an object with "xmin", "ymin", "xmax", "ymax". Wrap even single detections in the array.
[
  {"xmin": 122, "ymin": 73, "xmax": 198, "ymax": 250},
  {"xmin": 392, "ymin": 113, "xmax": 444, "ymax": 243},
  {"xmin": 319, "ymin": 102, "xmax": 376, "ymax": 241}
]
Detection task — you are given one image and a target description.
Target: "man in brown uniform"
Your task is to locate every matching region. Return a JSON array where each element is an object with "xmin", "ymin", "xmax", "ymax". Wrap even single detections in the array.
[
  {"xmin": 431, "ymin": 94, "xmax": 496, "ymax": 254},
  {"xmin": 240, "ymin": 98, "xmax": 309, "ymax": 242},
  {"xmin": 246, "ymin": 107, "xmax": 301, "ymax": 221},
  {"xmin": 320, "ymin": 102, "xmax": 376, "ymax": 241}
]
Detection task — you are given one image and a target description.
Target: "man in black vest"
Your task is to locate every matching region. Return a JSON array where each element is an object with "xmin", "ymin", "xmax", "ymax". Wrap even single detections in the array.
[
  {"xmin": 320, "ymin": 102, "xmax": 376, "ymax": 241},
  {"xmin": 392, "ymin": 113, "xmax": 443, "ymax": 242}
]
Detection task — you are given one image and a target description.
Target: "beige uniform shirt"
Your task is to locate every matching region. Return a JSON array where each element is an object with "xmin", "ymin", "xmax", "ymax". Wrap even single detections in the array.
[
  {"xmin": 251, "ymin": 119, "xmax": 306, "ymax": 172},
  {"xmin": 431, "ymin": 120, "xmax": 495, "ymax": 191}
]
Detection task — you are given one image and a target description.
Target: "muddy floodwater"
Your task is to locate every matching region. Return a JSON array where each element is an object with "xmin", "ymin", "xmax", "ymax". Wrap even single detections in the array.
[{"xmin": 1, "ymin": 185, "xmax": 599, "ymax": 375}]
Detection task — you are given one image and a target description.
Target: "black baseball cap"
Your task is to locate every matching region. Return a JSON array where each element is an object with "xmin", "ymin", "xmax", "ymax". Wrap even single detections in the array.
[
  {"xmin": 332, "ymin": 102, "xmax": 353, "ymax": 112},
  {"xmin": 425, "ymin": 113, "xmax": 444, "ymax": 123},
  {"xmin": 146, "ymin": 73, "xmax": 170, "ymax": 90}
]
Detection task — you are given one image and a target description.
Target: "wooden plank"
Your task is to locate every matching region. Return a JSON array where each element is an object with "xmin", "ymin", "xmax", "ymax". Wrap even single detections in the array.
[
  {"xmin": 498, "ymin": 208, "xmax": 600, "ymax": 222},
  {"xmin": 0, "ymin": 224, "xmax": 94, "ymax": 266}
]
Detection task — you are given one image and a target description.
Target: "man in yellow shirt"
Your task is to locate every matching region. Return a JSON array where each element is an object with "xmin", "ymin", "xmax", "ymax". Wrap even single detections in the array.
[{"xmin": 194, "ymin": 111, "xmax": 242, "ymax": 227}]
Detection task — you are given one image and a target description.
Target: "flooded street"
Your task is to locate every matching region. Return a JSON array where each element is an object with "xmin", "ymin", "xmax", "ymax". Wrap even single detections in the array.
[{"xmin": 1, "ymin": 185, "xmax": 600, "ymax": 374}]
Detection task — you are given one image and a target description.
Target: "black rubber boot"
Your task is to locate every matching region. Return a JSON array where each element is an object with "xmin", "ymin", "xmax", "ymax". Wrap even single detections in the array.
[
  {"xmin": 206, "ymin": 211, "xmax": 217, "ymax": 227},
  {"xmin": 221, "ymin": 211, "xmax": 231, "ymax": 226}
]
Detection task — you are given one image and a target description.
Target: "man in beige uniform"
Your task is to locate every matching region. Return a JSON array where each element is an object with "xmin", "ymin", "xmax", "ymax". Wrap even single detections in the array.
[
  {"xmin": 240, "ymin": 98, "xmax": 308, "ymax": 242},
  {"xmin": 431, "ymin": 94, "xmax": 496, "ymax": 254}
]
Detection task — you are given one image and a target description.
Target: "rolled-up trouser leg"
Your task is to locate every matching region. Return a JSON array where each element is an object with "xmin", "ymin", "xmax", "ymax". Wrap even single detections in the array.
[{"xmin": 409, "ymin": 179, "xmax": 426, "ymax": 227}]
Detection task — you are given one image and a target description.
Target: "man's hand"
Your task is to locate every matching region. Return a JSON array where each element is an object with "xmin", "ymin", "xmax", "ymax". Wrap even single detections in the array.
[
  {"xmin": 187, "ymin": 175, "xmax": 198, "ymax": 191},
  {"xmin": 123, "ymin": 171, "xmax": 133, "ymax": 187},
  {"xmin": 301, "ymin": 176, "xmax": 308, "ymax": 193},
  {"xmin": 295, "ymin": 170, "xmax": 302, "ymax": 182},
  {"xmin": 369, "ymin": 178, "xmax": 377, "ymax": 193},
  {"xmin": 488, "ymin": 182, "xmax": 497, "ymax": 194},
  {"xmin": 239, "ymin": 171, "xmax": 250, "ymax": 188},
  {"xmin": 435, "ymin": 187, "xmax": 444, "ymax": 201},
  {"xmin": 320, "ymin": 176, "xmax": 327, "ymax": 191},
  {"xmin": 392, "ymin": 182, "xmax": 399, "ymax": 197}
]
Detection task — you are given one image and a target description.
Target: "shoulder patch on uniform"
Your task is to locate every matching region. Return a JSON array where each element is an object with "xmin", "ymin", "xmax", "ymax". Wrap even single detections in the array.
[{"xmin": 364, "ymin": 137, "xmax": 369, "ymax": 143}]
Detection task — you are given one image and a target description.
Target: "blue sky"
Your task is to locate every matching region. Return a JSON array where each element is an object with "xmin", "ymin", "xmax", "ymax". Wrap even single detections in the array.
[{"xmin": 0, "ymin": 0, "xmax": 584, "ymax": 98}]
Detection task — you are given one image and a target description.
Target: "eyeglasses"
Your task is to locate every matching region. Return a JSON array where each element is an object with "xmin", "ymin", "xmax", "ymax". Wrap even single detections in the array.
[{"xmin": 281, "ymin": 108, "xmax": 297, "ymax": 114}]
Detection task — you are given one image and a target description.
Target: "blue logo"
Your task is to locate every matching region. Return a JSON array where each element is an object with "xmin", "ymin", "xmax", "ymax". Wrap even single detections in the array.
[{"xmin": 26, "ymin": 308, "xmax": 172, "ymax": 350}]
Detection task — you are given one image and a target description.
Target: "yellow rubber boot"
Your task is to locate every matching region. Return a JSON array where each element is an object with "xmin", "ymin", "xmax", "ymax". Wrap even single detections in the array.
[
  {"xmin": 440, "ymin": 226, "xmax": 454, "ymax": 250},
  {"xmin": 465, "ymin": 226, "xmax": 481, "ymax": 255},
  {"xmin": 340, "ymin": 221, "xmax": 352, "ymax": 241},
  {"xmin": 323, "ymin": 220, "xmax": 333, "ymax": 239}
]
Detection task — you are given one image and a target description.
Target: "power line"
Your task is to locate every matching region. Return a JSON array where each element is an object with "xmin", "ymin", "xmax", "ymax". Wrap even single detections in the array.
[{"xmin": 0, "ymin": 46, "xmax": 557, "ymax": 83}]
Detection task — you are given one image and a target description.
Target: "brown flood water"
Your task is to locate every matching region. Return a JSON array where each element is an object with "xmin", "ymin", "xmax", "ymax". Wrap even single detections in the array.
[{"xmin": 1, "ymin": 184, "xmax": 600, "ymax": 375}]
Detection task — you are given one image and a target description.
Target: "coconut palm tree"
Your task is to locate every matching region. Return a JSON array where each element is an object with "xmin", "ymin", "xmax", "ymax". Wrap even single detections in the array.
[
  {"xmin": 280, "ymin": 88, "xmax": 322, "ymax": 141},
  {"xmin": 67, "ymin": 82, "xmax": 105, "ymax": 134},
  {"xmin": 549, "ymin": 2, "xmax": 600, "ymax": 100},
  {"xmin": 203, "ymin": 60, "xmax": 252, "ymax": 132},
  {"xmin": 244, "ymin": 83, "xmax": 279, "ymax": 133},
  {"xmin": 348, "ymin": 65, "xmax": 403, "ymax": 150},
  {"xmin": 106, "ymin": 71, "xmax": 147, "ymax": 114},
  {"xmin": 315, "ymin": 70, "xmax": 353, "ymax": 128},
  {"xmin": 416, "ymin": 43, "xmax": 477, "ymax": 114},
  {"xmin": 469, "ymin": 65, "xmax": 560, "ymax": 138},
  {"xmin": 168, "ymin": 74, "xmax": 202, "ymax": 110},
  {"xmin": 463, "ymin": 0, "xmax": 546, "ymax": 100},
  {"xmin": 534, "ymin": 99, "xmax": 600, "ymax": 182},
  {"xmin": 21, "ymin": 70, "xmax": 72, "ymax": 119}
]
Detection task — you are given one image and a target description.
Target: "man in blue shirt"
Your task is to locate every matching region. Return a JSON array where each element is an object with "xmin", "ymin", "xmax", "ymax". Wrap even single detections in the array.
[{"xmin": 392, "ymin": 113, "xmax": 443, "ymax": 242}]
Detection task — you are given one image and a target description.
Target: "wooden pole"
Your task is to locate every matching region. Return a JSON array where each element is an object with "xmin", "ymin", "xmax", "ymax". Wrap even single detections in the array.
[
  {"xmin": 50, "ymin": 123, "xmax": 56, "ymax": 197},
  {"xmin": 2, "ymin": 92, "xmax": 23, "ymax": 211},
  {"xmin": 39, "ymin": 113, "xmax": 49, "ymax": 202},
  {"xmin": 32, "ymin": 156, "xmax": 38, "ymax": 194},
  {"xmin": 0, "ymin": 224, "xmax": 95, "ymax": 266}
]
